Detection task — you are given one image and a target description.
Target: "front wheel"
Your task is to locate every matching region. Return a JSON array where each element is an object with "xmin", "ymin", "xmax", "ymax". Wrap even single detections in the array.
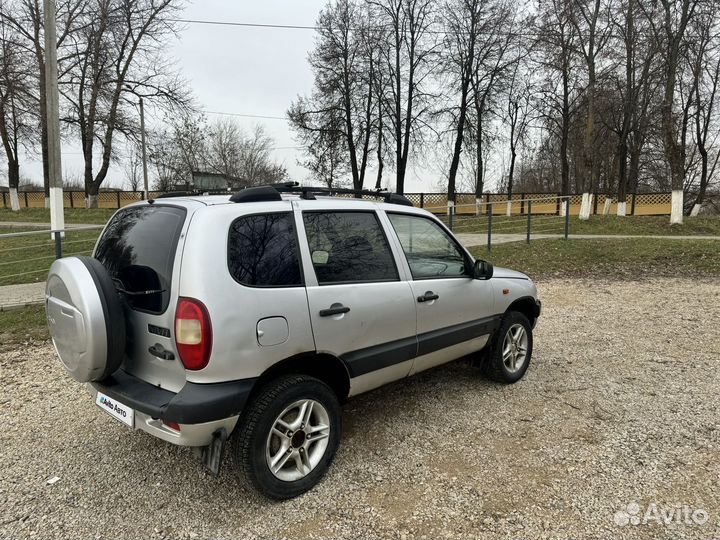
[
  {"xmin": 483, "ymin": 311, "xmax": 533, "ymax": 383},
  {"xmin": 231, "ymin": 374, "xmax": 341, "ymax": 499}
]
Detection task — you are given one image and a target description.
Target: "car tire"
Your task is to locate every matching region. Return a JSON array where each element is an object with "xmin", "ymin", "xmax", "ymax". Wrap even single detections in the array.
[
  {"xmin": 231, "ymin": 374, "xmax": 341, "ymax": 500},
  {"xmin": 482, "ymin": 311, "xmax": 533, "ymax": 384}
]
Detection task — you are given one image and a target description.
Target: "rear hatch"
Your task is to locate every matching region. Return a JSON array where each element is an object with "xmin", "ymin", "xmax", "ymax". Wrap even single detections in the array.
[{"xmin": 94, "ymin": 203, "xmax": 189, "ymax": 392}]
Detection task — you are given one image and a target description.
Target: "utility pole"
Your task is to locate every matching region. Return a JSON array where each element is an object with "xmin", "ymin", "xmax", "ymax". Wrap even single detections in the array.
[
  {"xmin": 139, "ymin": 97, "xmax": 149, "ymax": 199},
  {"xmin": 44, "ymin": 0, "xmax": 65, "ymax": 237}
]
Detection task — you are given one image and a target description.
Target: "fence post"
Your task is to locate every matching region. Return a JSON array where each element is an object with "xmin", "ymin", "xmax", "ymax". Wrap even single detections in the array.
[
  {"xmin": 24, "ymin": 192, "xmax": 29, "ymax": 208},
  {"xmin": 420, "ymin": 192, "xmax": 424, "ymax": 208},
  {"xmin": 520, "ymin": 194, "xmax": 525, "ymax": 215},
  {"xmin": 487, "ymin": 202, "xmax": 493, "ymax": 251},
  {"xmin": 526, "ymin": 200, "xmax": 532, "ymax": 244},
  {"xmin": 116, "ymin": 191, "xmax": 121, "ymax": 208},
  {"xmin": 592, "ymin": 192, "xmax": 598, "ymax": 215},
  {"xmin": 140, "ymin": 190, "xmax": 145, "ymax": 201},
  {"xmin": 485, "ymin": 193, "xmax": 491, "ymax": 215},
  {"xmin": 2, "ymin": 192, "xmax": 5, "ymax": 208},
  {"xmin": 556, "ymin": 193, "xmax": 561, "ymax": 215},
  {"xmin": 631, "ymin": 192, "xmax": 637, "ymax": 215},
  {"xmin": 54, "ymin": 230, "xmax": 62, "ymax": 259},
  {"xmin": 448, "ymin": 202, "xmax": 454, "ymax": 231},
  {"xmin": 69, "ymin": 191, "xmax": 74, "ymax": 208},
  {"xmin": 564, "ymin": 199, "xmax": 570, "ymax": 239}
]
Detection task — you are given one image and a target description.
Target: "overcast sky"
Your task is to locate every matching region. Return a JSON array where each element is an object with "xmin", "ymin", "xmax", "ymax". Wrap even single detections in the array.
[{"xmin": 13, "ymin": 0, "xmax": 450, "ymax": 193}]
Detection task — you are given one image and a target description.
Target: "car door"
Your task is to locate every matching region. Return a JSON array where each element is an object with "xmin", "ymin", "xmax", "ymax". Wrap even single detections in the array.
[
  {"xmin": 295, "ymin": 203, "xmax": 417, "ymax": 396},
  {"xmin": 385, "ymin": 212, "xmax": 496, "ymax": 375}
]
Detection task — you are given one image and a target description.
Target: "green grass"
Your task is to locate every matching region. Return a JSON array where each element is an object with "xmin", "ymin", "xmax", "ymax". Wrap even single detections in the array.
[
  {"xmin": 570, "ymin": 215, "xmax": 720, "ymax": 236},
  {"xmin": 471, "ymin": 237, "xmax": 720, "ymax": 279},
  {"xmin": 0, "ymin": 228, "xmax": 101, "ymax": 285},
  {"xmin": 447, "ymin": 214, "xmax": 720, "ymax": 236},
  {"xmin": 0, "ymin": 304, "xmax": 48, "ymax": 351},
  {"xmin": 0, "ymin": 208, "xmax": 116, "ymax": 225}
]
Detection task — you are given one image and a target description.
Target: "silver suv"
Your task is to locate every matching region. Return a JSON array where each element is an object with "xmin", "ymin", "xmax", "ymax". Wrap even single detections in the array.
[{"xmin": 46, "ymin": 185, "xmax": 541, "ymax": 499}]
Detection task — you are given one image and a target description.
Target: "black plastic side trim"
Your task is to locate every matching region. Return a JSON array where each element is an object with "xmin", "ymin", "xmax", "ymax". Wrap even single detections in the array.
[
  {"xmin": 342, "ymin": 337, "xmax": 418, "ymax": 378},
  {"xmin": 417, "ymin": 316, "xmax": 500, "ymax": 357},
  {"xmin": 342, "ymin": 315, "xmax": 501, "ymax": 377},
  {"xmin": 92, "ymin": 371, "xmax": 257, "ymax": 424}
]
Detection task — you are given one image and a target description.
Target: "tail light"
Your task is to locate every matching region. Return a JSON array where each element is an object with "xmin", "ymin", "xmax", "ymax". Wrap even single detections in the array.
[{"xmin": 175, "ymin": 297, "xmax": 212, "ymax": 370}]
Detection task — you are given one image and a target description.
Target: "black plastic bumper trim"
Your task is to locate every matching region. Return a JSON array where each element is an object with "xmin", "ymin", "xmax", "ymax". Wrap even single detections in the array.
[{"xmin": 92, "ymin": 371, "xmax": 257, "ymax": 424}]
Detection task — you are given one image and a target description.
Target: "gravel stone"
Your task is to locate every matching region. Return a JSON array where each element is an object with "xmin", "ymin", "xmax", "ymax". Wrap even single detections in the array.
[{"xmin": 1, "ymin": 277, "xmax": 719, "ymax": 539}]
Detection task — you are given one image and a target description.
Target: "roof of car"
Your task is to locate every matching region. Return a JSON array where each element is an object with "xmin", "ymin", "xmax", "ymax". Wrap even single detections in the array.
[{"xmin": 149, "ymin": 193, "xmax": 419, "ymax": 208}]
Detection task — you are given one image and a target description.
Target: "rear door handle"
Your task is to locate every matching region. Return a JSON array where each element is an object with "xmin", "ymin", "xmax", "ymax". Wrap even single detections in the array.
[
  {"xmin": 319, "ymin": 304, "xmax": 350, "ymax": 317},
  {"xmin": 417, "ymin": 291, "xmax": 439, "ymax": 303}
]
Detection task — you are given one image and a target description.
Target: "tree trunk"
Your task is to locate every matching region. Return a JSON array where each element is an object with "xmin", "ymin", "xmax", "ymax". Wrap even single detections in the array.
[
  {"xmin": 447, "ymin": 87, "xmax": 470, "ymax": 203},
  {"xmin": 375, "ymin": 111, "xmax": 384, "ymax": 190},
  {"xmin": 474, "ymin": 113, "xmax": 484, "ymax": 197},
  {"xmin": 8, "ymin": 159, "xmax": 20, "ymax": 211}
]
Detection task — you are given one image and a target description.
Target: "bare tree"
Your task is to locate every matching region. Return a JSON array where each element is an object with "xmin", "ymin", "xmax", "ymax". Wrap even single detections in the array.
[
  {"xmin": 534, "ymin": 0, "xmax": 580, "ymax": 198},
  {"xmin": 62, "ymin": 0, "xmax": 192, "ymax": 207},
  {"xmin": 124, "ymin": 145, "xmax": 142, "ymax": 191},
  {"xmin": 503, "ymin": 60, "xmax": 532, "ymax": 212},
  {"xmin": 644, "ymin": 0, "xmax": 700, "ymax": 223},
  {"xmin": 0, "ymin": 7, "xmax": 33, "ymax": 211},
  {"xmin": 370, "ymin": 0, "xmax": 436, "ymax": 194},
  {"xmin": 288, "ymin": 0, "xmax": 379, "ymax": 190},
  {"xmin": 687, "ymin": 3, "xmax": 720, "ymax": 215},
  {"xmin": 571, "ymin": 0, "xmax": 612, "ymax": 195},
  {"xmin": 1, "ymin": 0, "xmax": 84, "ymax": 202},
  {"xmin": 205, "ymin": 119, "xmax": 286, "ymax": 187}
]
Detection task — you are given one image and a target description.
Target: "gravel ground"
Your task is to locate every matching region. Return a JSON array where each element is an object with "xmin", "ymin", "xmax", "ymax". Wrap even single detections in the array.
[{"xmin": 1, "ymin": 277, "xmax": 719, "ymax": 539}]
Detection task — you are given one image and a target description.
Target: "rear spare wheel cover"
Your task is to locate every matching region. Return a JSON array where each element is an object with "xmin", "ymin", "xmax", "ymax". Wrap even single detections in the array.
[{"xmin": 45, "ymin": 256, "xmax": 126, "ymax": 382}]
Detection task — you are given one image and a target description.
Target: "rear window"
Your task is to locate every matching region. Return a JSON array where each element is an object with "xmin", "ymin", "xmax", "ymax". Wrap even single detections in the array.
[{"xmin": 95, "ymin": 205, "xmax": 186, "ymax": 313}]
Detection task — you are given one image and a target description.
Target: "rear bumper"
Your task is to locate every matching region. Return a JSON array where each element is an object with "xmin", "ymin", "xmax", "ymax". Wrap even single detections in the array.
[{"xmin": 90, "ymin": 370, "xmax": 257, "ymax": 446}]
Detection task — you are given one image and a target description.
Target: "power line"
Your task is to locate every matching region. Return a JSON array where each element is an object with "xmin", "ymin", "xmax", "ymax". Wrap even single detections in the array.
[
  {"xmin": 174, "ymin": 19, "xmax": 317, "ymax": 31},
  {"xmin": 203, "ymin": 110, "xmax": 288, "ymax": 121},
  {"xmin": 173, "ymin": 18, "xmax": 547, "ymax": 38}
]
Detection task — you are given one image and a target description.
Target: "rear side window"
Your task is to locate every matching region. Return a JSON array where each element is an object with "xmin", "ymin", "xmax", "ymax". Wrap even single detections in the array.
[
  {"xmin": 302, "ymin": 211, "xmax": 398, "ymax": 284},
  {"xmin": 95, "ymin": 205, "xmax": 186, "ymax": 313},
  {"xmin": 228, "ymin": 212, "xmax": 302, "ymax": 287}
]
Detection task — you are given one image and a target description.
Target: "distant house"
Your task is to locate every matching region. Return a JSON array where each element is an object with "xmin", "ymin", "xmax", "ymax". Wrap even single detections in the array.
[{"xmin": 186, "ymin": 171, "xmax": 247, "ymax": 192}]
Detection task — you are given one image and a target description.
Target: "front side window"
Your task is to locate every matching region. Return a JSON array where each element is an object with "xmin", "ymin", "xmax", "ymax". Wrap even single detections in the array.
[
  {"xmin": 228, "ymin": 212, "xmax": 302, "ymax": 287},
  {"xmin": 302, "ymin": 211, "xmax": 398, "ymax": 284},
  {"xmin": 388, "ymin": 213, "xmax": 469, "ymax": 279}
]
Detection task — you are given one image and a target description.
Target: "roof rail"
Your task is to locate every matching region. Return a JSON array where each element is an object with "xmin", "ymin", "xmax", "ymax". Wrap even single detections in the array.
[{"xmin": 229, "ymin": 184, "xmax": 414, "ymax": 207}]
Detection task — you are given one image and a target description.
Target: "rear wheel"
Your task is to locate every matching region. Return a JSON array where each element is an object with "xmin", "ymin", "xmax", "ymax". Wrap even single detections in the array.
[
  {"xmin": 482, "ymin": 311, "xmax": 533, "ymax": 383},
  {"xmin": 231, "ymin": 375, "xmax": 341, "ymax": 499}
]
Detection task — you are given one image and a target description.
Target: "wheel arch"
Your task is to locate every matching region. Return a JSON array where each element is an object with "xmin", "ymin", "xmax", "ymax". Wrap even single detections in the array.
[
  {"xmin": 254, "ymin": 352, "xmax": 351, "ymax": 403},
  {"xmin": 506, "ymin": 296, "xmax": 540, "ymax": 328}
]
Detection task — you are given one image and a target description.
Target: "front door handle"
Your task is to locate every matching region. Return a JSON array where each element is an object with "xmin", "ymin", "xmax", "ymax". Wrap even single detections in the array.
[
  {"xmin": 319, "ymin": 304, "xmax": 351, "ymax": 317},
  {"xmin": 417, "ymin": 291, "xmax": 439, "ymax": 303}
]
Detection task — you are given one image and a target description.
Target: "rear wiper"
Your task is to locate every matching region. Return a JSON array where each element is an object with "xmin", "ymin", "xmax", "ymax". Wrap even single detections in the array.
[{"xmin": 112, "ymin": 278, "xmax": 166, "ymax": 296}]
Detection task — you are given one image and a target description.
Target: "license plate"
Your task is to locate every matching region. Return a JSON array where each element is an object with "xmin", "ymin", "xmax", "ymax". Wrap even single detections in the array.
[{"xmin": 96, "ymin": 392, "xmax": 134, "ymax": 428}]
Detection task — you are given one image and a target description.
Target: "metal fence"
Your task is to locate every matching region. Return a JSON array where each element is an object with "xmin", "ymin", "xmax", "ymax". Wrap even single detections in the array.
[
  {"xmin": 1, "ymin": 189, "xmax": 673, "ymax": 215},
  {"xmin": 0, "ymin": 226, "xmax": 104, "ymax": 290},
  {"xmin": 442, "ymin": 196, "xmax": 571, "ymax": 250}
]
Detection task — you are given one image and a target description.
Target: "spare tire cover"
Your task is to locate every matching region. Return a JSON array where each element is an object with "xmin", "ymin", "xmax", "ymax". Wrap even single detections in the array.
[{"xmin": 46, "ymin": 256, "xmax": 126, "ymax": 382}]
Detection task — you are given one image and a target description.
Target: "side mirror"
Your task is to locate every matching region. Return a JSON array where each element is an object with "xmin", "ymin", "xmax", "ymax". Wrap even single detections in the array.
[{"xmin": 473, "ymin": 259, "xmax": 494, "ymax": 280}]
